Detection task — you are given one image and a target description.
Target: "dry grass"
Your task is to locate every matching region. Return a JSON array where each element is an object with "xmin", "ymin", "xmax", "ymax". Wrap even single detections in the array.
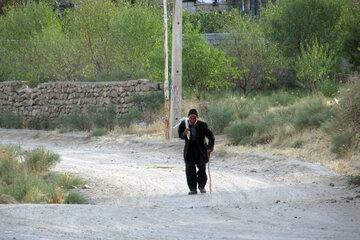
[{"xmin": 224, "ymin": 128, "xmax": 360, "ymax": 175}]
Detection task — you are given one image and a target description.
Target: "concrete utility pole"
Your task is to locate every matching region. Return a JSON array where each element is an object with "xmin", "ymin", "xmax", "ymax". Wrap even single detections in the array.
[
  {"xmin": 169, "ymin": 0, "xmax": 182, "ymax": 138},
  {"xmin": 163, "ymin": 0, "xmax": 170, "ymax": 139}
]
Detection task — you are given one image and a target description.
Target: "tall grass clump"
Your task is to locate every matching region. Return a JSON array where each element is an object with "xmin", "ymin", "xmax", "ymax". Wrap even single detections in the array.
[
  {"xmin": 292, "ymin": 97, "xmax": 332, "ymax": 129},
  {"xmin": 0, "ymin": 145, "xmax": 86, "ymax": 204},
  {"xmin": 324, "ymin": 75, "xmax": 360, "ymax": 155},
  {"xmin": 202, "ymin": 103, "xmax": 235, "ymax": 134},
  {"xmin": 0, "ymin": 110, "xmax": 23, "ymax": 129},
  {"xmin": 225, "ymin": 120, "xmax": 256, "ymax": 145},
  {"xmin": 118, "ymin": 91, "xmax": 163, "ymax": 128}
]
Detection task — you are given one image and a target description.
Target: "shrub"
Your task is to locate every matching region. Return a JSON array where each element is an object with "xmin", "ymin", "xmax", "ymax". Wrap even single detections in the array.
[
  {"xmin": 91, "ymin": 128, "xmax": 109, "ymax": 136},
  {"xmin": 225, "ymin": 120, "xmax": 256, "ymax": 145},
  {"xmin": 333, "ymin": 75, "xmax": 360, "ymax": 136},
  {"xmin": 295, "ymin": 40, "xmax": 338, "ymax": 90},
  {"xmin": 0, "ymin": 110, "xmax": 23, "ymax": 129},
  {"xmin": 203, "ymin": 103, "xmax": 235, "ymax": 134},
  {"xmin": 183, "ymin": 22, "xmax": 232, "ymax": 100},
  {"xmin": 331, "ymin": 131, "xmax": 355, "ymax": 154},
  {"xmin": 0, "ymin": 145, "xmax": 86, "ymax": 203},
  {"xmin": 65, "ymin": 191, "xmax": 87, "ymax": 204},
  {"xmin": 262, "ymin": 0, "xmax": 346, "ymax": 58},
  {"xmin": 291, "ymin": 140, "xmax": 303, "ymax": 148},
  {"xmin": 270, "ymin": 91, "xmax": 297, "ymax": 107},
  {"xmin": 27, "ymin": 116, "xmax": 53, "ymax": 130},
  {"xmin": 347, "ymin": 176, "xmax": 360, "ymax": 188},
  {"xmin": 223, "ymin": 13, "xmax": 283, "ymax": 98},
  {"xmin": 293, "ymin": 97, "xmax": 332, "ymax": 129},
  {"xmin": 319, "ymin": 78, "xmax": 338, "ymax": 98},
  {"xmin": 130, "ymin": 92, "xmax": 164, "ymax": 112},
  {"xmin": 68, "ymin": 109, "xmax": 90, "ymax": 131},
  {"xmin": 118, "ymin": 108, "xmax": 143, "ymax": 128},
  {"xmin": 22, "ymin": 148, "xmax": 61, "ymax": 175}
]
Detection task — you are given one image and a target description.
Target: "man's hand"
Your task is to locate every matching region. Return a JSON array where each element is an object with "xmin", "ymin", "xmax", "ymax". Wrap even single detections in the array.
[
  {"xmin": 184, "ymin": 128, "xmax": 190, "ymax": 136},
  {"xmin": 207, "ymin": 149, "xmax": 212, "ymax": 158}
]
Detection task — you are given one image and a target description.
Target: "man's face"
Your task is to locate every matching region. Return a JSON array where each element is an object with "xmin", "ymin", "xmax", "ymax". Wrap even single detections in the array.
[{"xmin": 188, "ymin": 114, "xmax": 198, "ymax": 126}]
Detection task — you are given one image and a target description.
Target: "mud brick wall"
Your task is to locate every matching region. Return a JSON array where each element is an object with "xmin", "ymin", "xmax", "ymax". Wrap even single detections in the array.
[{"xmin": 0, "ymin": 80, "xmax": 163, "ymax": 122}]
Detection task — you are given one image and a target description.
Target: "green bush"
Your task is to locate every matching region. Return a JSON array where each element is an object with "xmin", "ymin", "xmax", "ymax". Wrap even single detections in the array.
[
  {"xmin": 130, "ymin": 92, "xmax": 164, "ymax": 112},
  {"xmin": 118, "ymin": 108, "xmax": 143, "ymax": 128},
  {"xmin": 27, "ymin": 116, "xmax": 53, "ymax": 130},
  {"xmin": 291, "ymin": 140, "xmax": 303, "ymax": 148},
  {"xmin": 0, "ymin": 145, "xmax": 86, "ymax": 203},
  {"xmin": 293, "ymin": 98, "xmax": 332, "ymax": 129},
  {"xmin": 333, "ymin": 75, "xmax": 360, "ymax": 136},
  {"xmin": 319, "ymin": 78, "xmax": 338, "ymax": 98},
  {"xmin": 347, "ymin": 176, "xmax": 360, "ymax": 188},
  {"xmin": 203, "ymin": 103, "xmax": 235, "ymax": 134},
  {"xmin": 91, "ymin": 128, "xmax": 109, "ymax": 136},
  {"xmin": 65, "ymin": 191, "xmax": 87, "ymax": 204},
  {"xmin": 0, "ymin": 110, "xmax": 23, "ymax": 129},
  {"xmin": 331, "ymin": 131, "xmax": 354, "ymax": 154},
  {"xmin": 270, "ymin": 91, "xmax": 297, "ymax": 107},
  {"xmin": 225, "ymin": 120, "xmax": 256, "ymax": 145},
  {"xmin": 295, "ymin": 40, "xmax": 338, "ymax": 90},
  {"xmin": 262, "ymin": 0, "xmax": 346, "ymax": 58},
  {"xmin": 22, "ymin": 147, "xmax": 61, "ymax": 174}
]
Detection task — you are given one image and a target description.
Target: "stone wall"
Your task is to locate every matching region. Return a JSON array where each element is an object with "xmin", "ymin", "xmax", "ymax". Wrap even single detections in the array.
[{"xmin": 0, "ymin": 80, "xmax": 163, "ymax": 122}]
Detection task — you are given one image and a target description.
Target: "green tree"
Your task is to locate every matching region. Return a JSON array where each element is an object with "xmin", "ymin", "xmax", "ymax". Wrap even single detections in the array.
[
  {"xmin": 107, "ymin": 3, "xmax": 163, "ymax": 80},
  {"xmin": 0, "ymin": 1, "xmax": 62, "ymax": 84},
  {"xmin": 294, "ymin": 39, "xmax": 338, "ymax": 90},
  {"xmin": 262, "ymin": 0, "xmax": 347, "ymax": 58},
  {"xmin": 183, "ymin": 23, "xmax": 232, "ymax": 100},
  {"xmin": 66, "ymin": 0, "xmax": 116, "ymax": 75},
  {"xmin": 223, "ymin": 14, "xmax": 283, "ymax": 98},
  {"xmin": 342, "ymin": 6, "xmax": 360, "ymax": 71}
]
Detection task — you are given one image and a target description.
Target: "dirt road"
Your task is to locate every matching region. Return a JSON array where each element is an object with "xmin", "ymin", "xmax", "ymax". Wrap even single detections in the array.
[{"xmin": 0, "ymin": 128, "xmax": 359, "ymax": 240}]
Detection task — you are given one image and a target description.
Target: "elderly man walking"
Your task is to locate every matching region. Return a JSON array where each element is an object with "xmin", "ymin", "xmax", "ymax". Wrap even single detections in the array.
[{"xmin": 178, "ymin": 109, "xmax": 215, "ymax": 195}]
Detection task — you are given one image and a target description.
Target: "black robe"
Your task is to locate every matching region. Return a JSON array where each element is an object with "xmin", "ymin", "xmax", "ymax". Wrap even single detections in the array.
[{"xmin": 178, "ymin": 119, "xmax": 215, "ymax": 163}]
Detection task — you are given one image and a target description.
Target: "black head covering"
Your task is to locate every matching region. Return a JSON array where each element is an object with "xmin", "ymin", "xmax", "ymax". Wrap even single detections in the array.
[{"xmin": 188, "ymin": 108, "xmax": 198, "ymax": 117}]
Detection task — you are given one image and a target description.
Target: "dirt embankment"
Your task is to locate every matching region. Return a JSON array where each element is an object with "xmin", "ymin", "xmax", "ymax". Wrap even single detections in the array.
[{"xmin": 0, "ymin": 128, "xmax": 359, "ymax": 240}]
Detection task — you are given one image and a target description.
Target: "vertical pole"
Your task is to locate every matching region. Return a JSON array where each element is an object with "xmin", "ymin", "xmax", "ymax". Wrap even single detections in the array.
[
  {"xmin": 163, "ymin": 0, "xmax": 170, "ymax": 140},
  {"xmin": 170, "ymin": 0, "xmax": 182, "ymax": 138}
]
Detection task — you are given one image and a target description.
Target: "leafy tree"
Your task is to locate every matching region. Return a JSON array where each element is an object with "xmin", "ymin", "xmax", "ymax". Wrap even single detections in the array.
[
  {"xmin": 262, "ymin": 0, "xmax": 347, "ymax": 58},
  {"xmin": 107, "ymin": 3, "xmax": 163, "ymax": 81},
  {"xmin": 342, "ymin": 6, "xmax": 360, "ymax": 71},
  {"xmin": 0, "ymin": 1, "xmax": 61, "ymax": 84},
  {"xmin": 183, "ymin": 23, "xmax": 232, "ymax": 100},
  {"xmin": 223, "ymin": 14, "xmax": 283, "ymax": 98},
  {"xmin": 66, "ymin": 0, "xmax": 116, "ymax": 75},
  {"xmin": 183, "ymin": 8, "xmax": 238, "ymax": 33},
  {"xmin": 294, "ymin": 39, "xmax": 338, "ymax": 90}
]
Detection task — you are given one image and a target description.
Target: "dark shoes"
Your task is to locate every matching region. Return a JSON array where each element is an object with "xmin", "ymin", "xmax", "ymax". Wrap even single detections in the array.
[
  {"xmin": 199, "ymin": 188, "xmax": 206, "ymax": 193},
  {"xmin": 188, "ymin": 188, "xmax": 206, "ymax": 195},
  {"xmin": 188, "ymin": 190, "xmax": 197, "ymax": 195}
]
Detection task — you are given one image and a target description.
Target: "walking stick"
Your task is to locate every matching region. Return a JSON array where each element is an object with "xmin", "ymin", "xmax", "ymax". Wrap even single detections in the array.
[{"xmin": 208, "ymin": 156, "xmax": 212, "ymax": 194}]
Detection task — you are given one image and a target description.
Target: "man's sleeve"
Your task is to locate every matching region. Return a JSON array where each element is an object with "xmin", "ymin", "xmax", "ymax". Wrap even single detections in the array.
[
  {"xmin": 205, "ymin": 123, "xmax": 215, "ymax": 151},
  {"xmin": 178, "ymin": 121, "xmax": 187, "ymax": 139}
]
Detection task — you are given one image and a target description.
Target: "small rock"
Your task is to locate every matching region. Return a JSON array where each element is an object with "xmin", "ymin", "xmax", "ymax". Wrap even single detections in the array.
[
  {"xmin": 330, "ymin": 199, "xmax": 337, "ymax": 203},
  {"xmin": 345, "ymin": 197, "xmax": 354, "ymax": 201},
  {"xmin": 275, "ymin": 200, "xmax": 281, "ymax": 204},
  {"xmin": 329, "ymin": 183, "xmax": 335, "ymax": 187},
  {"xmin": 250, "ymin": 169, "xmax": 257, "ymax": 173},
  {"xmin": 69, "ymin": 185, "xmax": 77, "ymax": 189},
  {"xmin": 82, "ymin": 184, "xmax": 92, "ymax": 189},
  {"xmin": 355, "ymin": 195, "xmax": 360, "ymax": 199}
]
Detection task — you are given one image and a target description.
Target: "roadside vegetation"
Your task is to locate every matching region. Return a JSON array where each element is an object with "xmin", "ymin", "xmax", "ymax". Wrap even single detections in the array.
[
  {"xmin": 0, "ymin": 0, "xmax": 359, "ymax": 176},
  {"xmin": 0, "ymin": 144, "xmax": 87, "ymax": 204}
]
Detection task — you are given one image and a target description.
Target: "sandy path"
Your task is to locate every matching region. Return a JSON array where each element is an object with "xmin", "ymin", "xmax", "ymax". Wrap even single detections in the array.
[{"xmin": 0, "ymin": 128, "xmax": 359, "ymax": 240}]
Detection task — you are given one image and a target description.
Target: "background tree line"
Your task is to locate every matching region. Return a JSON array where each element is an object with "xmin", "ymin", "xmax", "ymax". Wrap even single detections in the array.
[{"xmin": 0, "ymin": 0, "xmax": 359, "ymax": 98}]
